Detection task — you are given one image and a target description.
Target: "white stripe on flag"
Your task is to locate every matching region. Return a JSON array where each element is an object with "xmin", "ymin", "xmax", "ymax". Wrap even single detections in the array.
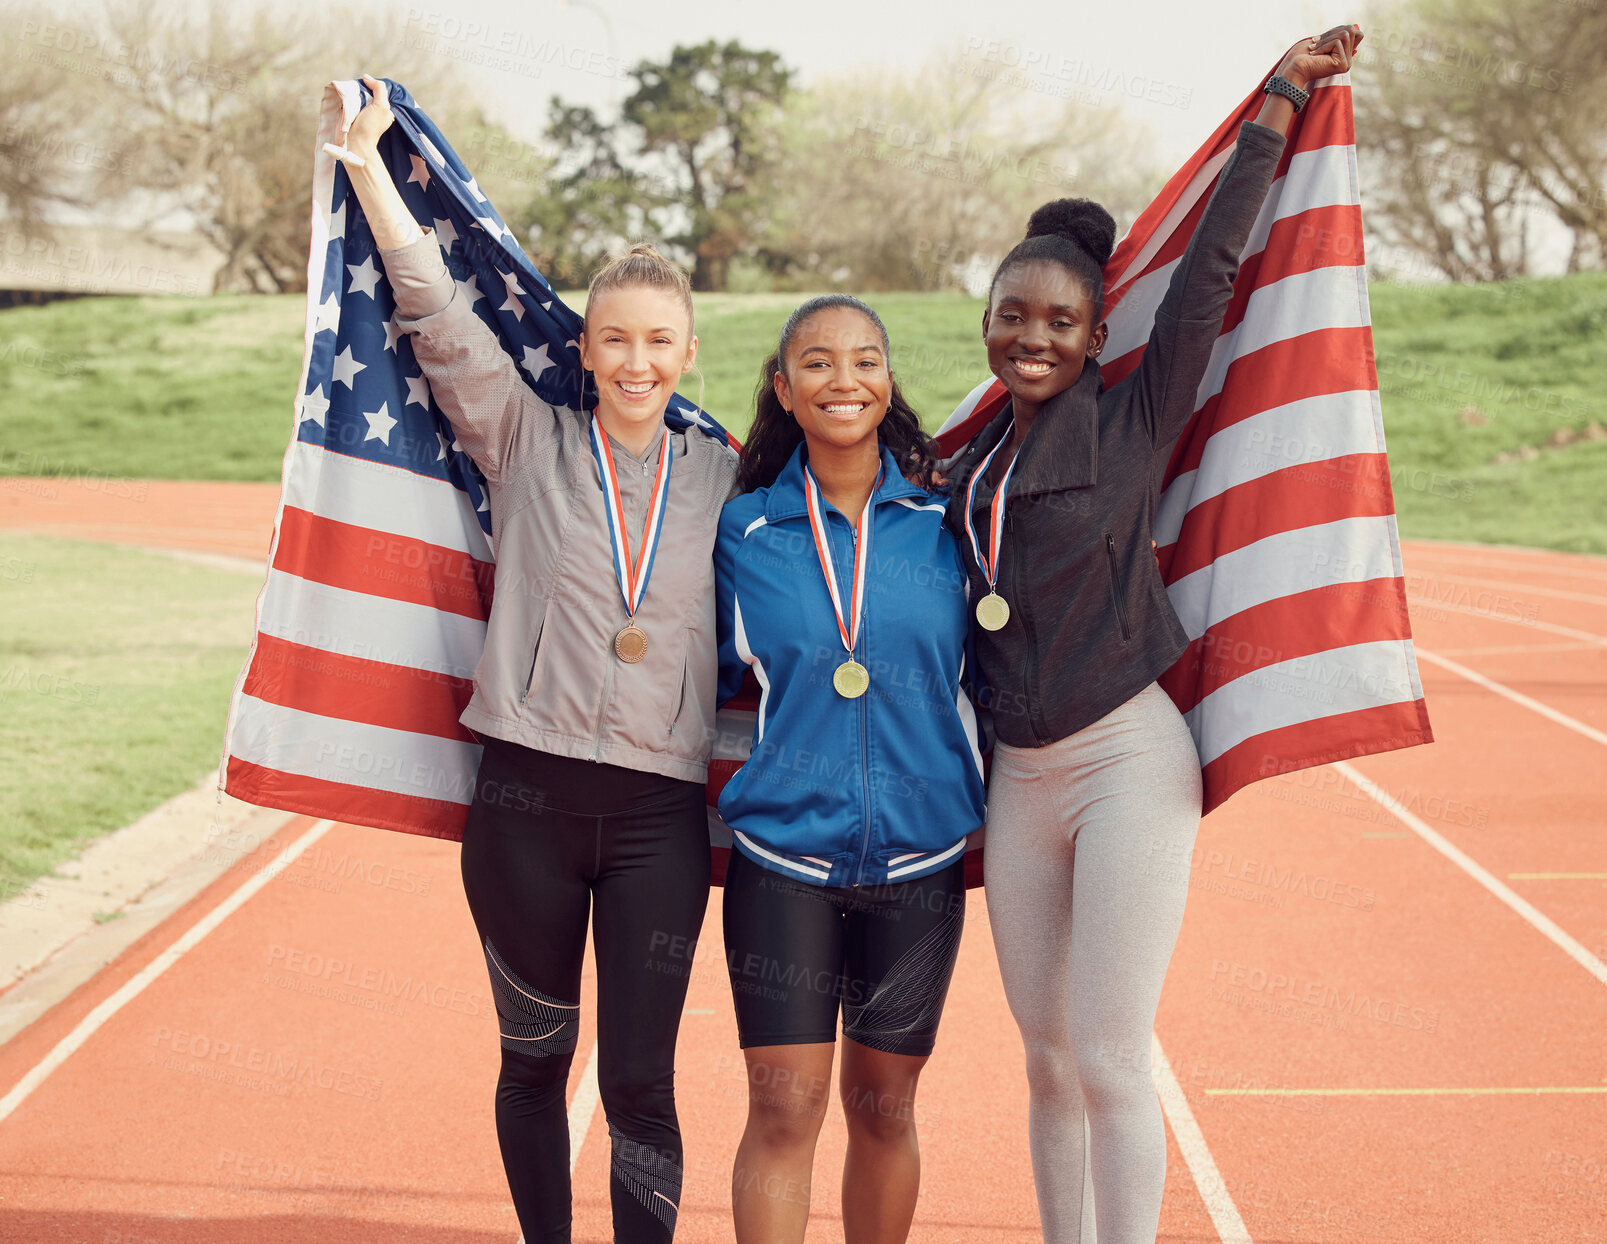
[
  {"xmin": 1166, "ymin": 516, "xmax": 1399, "ymax": 639},
  {"xmin": 230, "ymin": 693, "xmax": 481, "ymax": 805},
  {"xmin": 256, "ymin": 568, "xmax": 488, "ymax": 679},
  {"xmin": 1154, "ymin": 389, "xmax": 1382, "ymax": 546},
  {"xmin": 935, "ymin": 376, "xmax": 998, "ymax": 439},
  {"xmin": 282, "ymin": 440, "xmax": 494, "ymax": 562},
  {"xmin": 1105, "ymin": 150, "xmax": 1362, "ymax": 361},
  {"xmin": 1189, "ymin": 265, "xmax": 1370, "ymax": 412},
  {"xmin": 1184, "ymin": 639, "xmax": 1423, "ymax": 766}
]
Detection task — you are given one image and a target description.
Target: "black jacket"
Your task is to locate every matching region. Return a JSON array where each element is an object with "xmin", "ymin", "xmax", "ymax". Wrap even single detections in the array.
[{"xmin": 944, "ymin": 120, "xmax": 1285, "ymax": 748}]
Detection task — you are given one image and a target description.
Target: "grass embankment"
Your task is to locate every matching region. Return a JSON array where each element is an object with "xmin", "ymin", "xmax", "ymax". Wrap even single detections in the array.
[
  {"xmin": 0, "ymin": 535, "xmax": 259, "ymax": 899},
  {"xmin": 2, "ymin": 273, "xmax": 1603, "ymax": 548}
]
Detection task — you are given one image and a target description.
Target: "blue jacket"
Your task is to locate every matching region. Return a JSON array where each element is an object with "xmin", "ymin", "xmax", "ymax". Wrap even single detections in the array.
[{"xmin": 715, "ymin": 442, "xmax": 987, "ymax": 888}]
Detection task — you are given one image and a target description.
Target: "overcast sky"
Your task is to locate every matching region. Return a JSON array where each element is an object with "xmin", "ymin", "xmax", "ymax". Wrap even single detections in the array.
[{"xmin": 364, "ymin": 0, "xmax": 1346, "ymax": 166}]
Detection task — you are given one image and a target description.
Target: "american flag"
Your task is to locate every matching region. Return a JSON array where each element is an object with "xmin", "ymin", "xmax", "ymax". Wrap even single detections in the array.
[
  {"xmin": 219, "ymin": 77, "xmax": 733, "ymax": 839},
  {"xmin": 935, "ymin": 68, "xmax": 1433, "ymax": 813}
]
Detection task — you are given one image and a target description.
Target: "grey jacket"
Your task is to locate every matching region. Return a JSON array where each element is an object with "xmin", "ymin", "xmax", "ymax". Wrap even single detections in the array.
[{"xmin": 379, "ymin": 231, "xmax": 738, "ymax": 784}]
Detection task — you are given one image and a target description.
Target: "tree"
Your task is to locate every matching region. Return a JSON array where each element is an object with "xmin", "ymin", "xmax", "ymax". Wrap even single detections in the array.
[
  {"xmin": 0, "ymin": 5, "xmax": 108, "ymax": 236},
  {"xmin": 1354, "ymin": 0, "xmax": 1607, "ymax": 279},
  {"xmin": 760, "ymin": 52, "xmax": 1165, "ymax": 292},
  {"xmin": 83, "ymin": 0, "xmax": 518, "ymax": 293},
  {"xmin": 527, "ymin": 40, "xmax": 791, "ymax": 292}
]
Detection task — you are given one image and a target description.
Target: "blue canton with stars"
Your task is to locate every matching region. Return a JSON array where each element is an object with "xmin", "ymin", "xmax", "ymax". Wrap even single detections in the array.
[{"xmin": 295, "ymin": 77, "xmax": 732, "ymax": 536}]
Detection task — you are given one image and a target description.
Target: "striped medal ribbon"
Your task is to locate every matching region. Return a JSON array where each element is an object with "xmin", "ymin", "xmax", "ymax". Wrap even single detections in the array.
[
  {"xmin": 963, "ymin": 422, "xmax": 1018, "ymax": 631},
  {"xmin": 803, "ymin": 464, "xmax": 881, "ymax": 699},
  {"xmin": 589, "ymin": 419, "xmax": 673, "ymax": 663}
]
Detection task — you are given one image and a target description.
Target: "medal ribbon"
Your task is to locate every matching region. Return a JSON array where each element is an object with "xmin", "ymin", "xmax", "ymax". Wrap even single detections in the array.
[
  {"xmin": 963, "ymin": 421, "xmax": 1019, "ymax": 592},
  {"xmin": 803, "ymin": 464, "xmax": 881, "ymax": 658},
  {"xmin": 589, "ymin": 420, "xmax": 673, "ymax": 619}
]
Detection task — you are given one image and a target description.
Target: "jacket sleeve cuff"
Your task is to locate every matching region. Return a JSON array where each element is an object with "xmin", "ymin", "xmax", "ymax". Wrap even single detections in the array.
[
  {"xmin": 378, "ymin": 228, "xmax": 455, "ymax": 322},
  {"xmin": 1237, "ymin": 118, "xmax": 1287, "ymax": 156}
]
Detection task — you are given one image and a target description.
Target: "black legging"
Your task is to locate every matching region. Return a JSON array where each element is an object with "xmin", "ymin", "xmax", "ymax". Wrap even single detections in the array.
[{"xmin": 459, "ymin": 736, "xmax": 711, "ymax": 1244}]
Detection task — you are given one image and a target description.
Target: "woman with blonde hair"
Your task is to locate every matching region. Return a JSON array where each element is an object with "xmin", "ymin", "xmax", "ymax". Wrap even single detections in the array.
[{"xmin": 343, "ymin": 74, "xmax": 737, "ymax": 1244}]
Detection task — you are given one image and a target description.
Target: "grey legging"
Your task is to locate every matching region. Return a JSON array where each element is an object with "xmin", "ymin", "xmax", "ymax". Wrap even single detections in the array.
[{"xmin": 984, "ymin": 681, "xmax": 1203, "ymax": 1244}]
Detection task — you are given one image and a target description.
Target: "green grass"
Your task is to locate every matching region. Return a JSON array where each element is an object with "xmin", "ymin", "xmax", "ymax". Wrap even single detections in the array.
[
  {"xmin": 1, "ymin": 274, "xmax": 1604, "ymax": 548},
  {"xmin": 0, "ymin": 535, "xmax": 259, "ymax": 898}
]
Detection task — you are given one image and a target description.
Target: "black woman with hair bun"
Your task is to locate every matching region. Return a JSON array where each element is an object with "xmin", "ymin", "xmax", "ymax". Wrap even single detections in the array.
[{"xmin": 940, "ymin": 26, "xmax": 1363, "ymax": 1244}]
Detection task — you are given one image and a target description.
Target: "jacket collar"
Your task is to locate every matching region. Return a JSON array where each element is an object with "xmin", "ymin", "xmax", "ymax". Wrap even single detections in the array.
[
  {"xmin": 966, "ymin": 360, "xmax": 1104, "ymax": 507},
  {"xmin": 765, "ymin": 441, "xmax": 931, "ymax": 523}
]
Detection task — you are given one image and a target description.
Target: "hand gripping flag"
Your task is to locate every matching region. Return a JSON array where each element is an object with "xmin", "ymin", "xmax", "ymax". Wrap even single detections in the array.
[
  {"xmin": 936, "ymin": 67, "xmax": 1433, "ymax": 813},
  {"xmin": 218, "ymin": 77, "xmax": 734, "ymax": 839}
]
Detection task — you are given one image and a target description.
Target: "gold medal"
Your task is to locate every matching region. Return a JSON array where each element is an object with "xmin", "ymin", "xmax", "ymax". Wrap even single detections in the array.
[
  {"xmin": 833, "ymin": 659, "xmax": 870, "ymax": 699},
  {"xmin": 975, "ymin": 592, "xmax": 1010, "ymax": 631},
  {"xmin": 614, "ymin": 624, "xmax": 649, "ymax": 663}
]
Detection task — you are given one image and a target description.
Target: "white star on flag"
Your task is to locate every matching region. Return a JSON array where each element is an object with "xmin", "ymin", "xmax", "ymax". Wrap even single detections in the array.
[
  {"xmin": 457, "ymin": 273, "xmax": 484, "ymax": 309},
  {"xmin": 474, "ymin": 214, "xmax": 505, "ymax": 241},
  {"xmin": 500, "ymin": 272, "xmax": 526, "ymax": 322},
  {"xmin": 383, "ymin": 316, "xmax": 402, "ymax": 353},
  {"xmin": 298, "ymin": 386, "xmax": 330, "ymax": 427},
  {"xmin": 420, "ymin": 134, "xmax": 445, "ymax": 166},
  {"xmin": 315, "ymin": 293, "xmax": 341, "ymax": 334},
  {"xmin": 346, "ymin": 255, "xmax": 383, "ymax": 299},
  {"xmin": 432, "ymin": 217, "xmax": 458, "ymax": 250},
  {"xmin": 363, "ymin": 401, "xmax": 398, "ymax": 445},
  {"xmin": 325, "ymin": 196, "xmax": 346, "ymax": 243},
  {"xmin": 407, "ymin": 153, "xmax": 431, "ymax": 191},
  {"xmin": 404, "ymin": 374, "xmax": 432, "ymax": 408},
  {"xmin": 477, "ymin": 491, "xmax": 489, "ymax": 512},
  {"xmin": 464, "ymin": 175, "xmax": 486, "ymax": 201},
  {"xmin": 332, "ymin": 344, "xmax": 366, "ymax": 389},
  {"xmin": 436, "ymin": 431, "xmax": 451, "ymax": 462},
  {"xmin": 521, "ymin": 343, "xmax": 553, "ymax": 380}
]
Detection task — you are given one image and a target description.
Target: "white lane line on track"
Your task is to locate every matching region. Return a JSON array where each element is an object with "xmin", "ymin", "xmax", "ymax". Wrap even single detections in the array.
[
  {"xmin": 1412, "ymin": 571, "xmax": 1607, "ymax": 609},
  {"xmin": 569, "ymin": 1041, "xmax": 601, "ymax": 1172},
  {"xmin": 1415, "ymin": 649, "xmax": 1607, "ymax": 747},
  {"xmin": 1408, "ymin": 599, "xmax": 1607, "ymax": 647},
  {"xmin": 0, "ymin": 819, "xmax": 334, "ymax": 1125},
  {"xmin": 1152, "ymin": 1032, "xmax": 1253, "ymax": 1244},
  {"xmin": 1333, "ymin": 762, "xmax": 1607, "ymax": 990},
  {"xmin": 1208, "ymin": 1086, "xmax": 1607, "ymax": 1096}
]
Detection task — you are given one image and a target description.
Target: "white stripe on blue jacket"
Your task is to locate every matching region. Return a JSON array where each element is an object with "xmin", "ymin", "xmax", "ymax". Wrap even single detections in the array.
[{"xmin": 715, "ymin": 442, "xmax": 986, "ymax": 888}]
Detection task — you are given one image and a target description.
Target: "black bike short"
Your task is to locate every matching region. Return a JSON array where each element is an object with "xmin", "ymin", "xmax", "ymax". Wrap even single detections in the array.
[{"xmin": 721, "ymin": 847, "xmax": 966, "ymax": 1058}]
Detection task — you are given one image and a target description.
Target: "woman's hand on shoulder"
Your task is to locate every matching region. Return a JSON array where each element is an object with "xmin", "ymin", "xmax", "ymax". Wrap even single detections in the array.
[{"xmin": 1279, "ymin": 24, "xmax": 1362, "ymax": 89}]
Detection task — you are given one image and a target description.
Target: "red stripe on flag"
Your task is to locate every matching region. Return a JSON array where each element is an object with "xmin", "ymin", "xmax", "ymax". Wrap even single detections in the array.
[
  {"xmin": 1160, "ymin": 325, "xmax": 1377, "ymax": 482},
  {"xmin": 273, "ymin": 506, "xmax": 495, "ymax": 620},
  {"xmin": 1158, "ymin": 454, "xmax": 1395, "ymax": 580},
  {"xmin": 242, "ymin": 633, "xmax": 478, "ymax": 743},
  {"xmin": 1107, "ymin": 77, "xmax": 1351, "ymax": 286},
  {"xmin": 225, "ymin": 755, "xmax": 471, "ymax": 841},
  {"xmin": 1199, "ymin": 698, "xmax": 1434, "ymax": 814},
  {"xmin": 1158, "ymin": 578, "xmax": 1414, "ymax": 715}
]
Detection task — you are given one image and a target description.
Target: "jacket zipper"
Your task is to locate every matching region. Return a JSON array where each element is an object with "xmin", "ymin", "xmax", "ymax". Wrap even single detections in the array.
[
  {"xmin": 1106, "ymin": 533, "xmax": 1132, "ymax": 642},
  {"xmin": 1009, "ymin": 505, "xmax": 1051, "ymax": 745},
  {"xmin": 850, "ymin": 517, "xmax": 874, "ymax": 887},
  {"xmin": 519, "ymin": 618, "xmax": 544, "ymax": 705}
]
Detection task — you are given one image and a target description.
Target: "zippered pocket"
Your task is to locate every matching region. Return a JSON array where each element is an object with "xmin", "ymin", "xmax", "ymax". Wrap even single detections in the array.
[
  {"xmin": 519, "ymin": 605, "xmax": 549, "ymax": 705},
  {"xmin": 1105, "ymin": 533, "xmax": 1132, "ymax": 643}
]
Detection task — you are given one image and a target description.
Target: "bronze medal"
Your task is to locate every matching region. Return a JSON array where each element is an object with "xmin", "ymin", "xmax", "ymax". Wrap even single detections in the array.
[
  {"xmin": 833, "ymin": 659, "xmax": 870, "ymax": 699},
  {"xmin": 975, "ymin": 592, "xmax": 1010, "ymax": 631},
  {"xmin": 614, "ymin": 624, "xmax": 649, "ymax": 663}
]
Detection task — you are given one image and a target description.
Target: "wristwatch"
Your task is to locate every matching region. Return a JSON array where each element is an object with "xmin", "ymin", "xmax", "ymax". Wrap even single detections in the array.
[{"xmin": 1264, "ymin": 73, "xmax": 1311, "ymax": 111}]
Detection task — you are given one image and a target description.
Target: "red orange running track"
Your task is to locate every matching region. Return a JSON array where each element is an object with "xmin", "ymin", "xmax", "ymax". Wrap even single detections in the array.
[{"xmin": 2, "ymin": 479, "xmax": 1604, "ymax": 1242}]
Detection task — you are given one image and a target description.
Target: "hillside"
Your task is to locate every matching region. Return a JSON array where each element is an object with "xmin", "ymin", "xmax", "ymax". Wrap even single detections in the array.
[{"xmin": 1, "ymin": 273, "xmax": 1602, "ymax": 550}]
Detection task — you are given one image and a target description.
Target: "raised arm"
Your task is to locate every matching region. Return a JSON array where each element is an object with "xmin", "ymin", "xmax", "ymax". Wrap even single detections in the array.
[
  {"xmin": 1127, "ymin": 25, "xmax": 1362, "ymax": 453},
  {"xmin": 341, "ymin": 75, "xmax": 559, "ymax": 486}
]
